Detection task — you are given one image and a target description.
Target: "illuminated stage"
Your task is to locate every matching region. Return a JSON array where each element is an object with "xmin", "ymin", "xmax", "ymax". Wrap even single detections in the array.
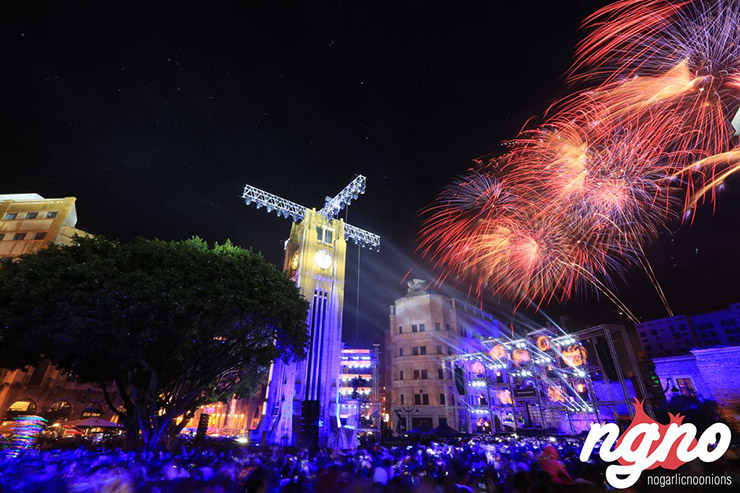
[{"xmin": 443, "ymin": 324, "xmax": 651, "ymax": 434}]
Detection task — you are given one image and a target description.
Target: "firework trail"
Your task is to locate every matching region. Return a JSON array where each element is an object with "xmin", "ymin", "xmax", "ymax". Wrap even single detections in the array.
[{"xmin": 420, "ymin": 0, "xmax": 737, "ymax": 309}]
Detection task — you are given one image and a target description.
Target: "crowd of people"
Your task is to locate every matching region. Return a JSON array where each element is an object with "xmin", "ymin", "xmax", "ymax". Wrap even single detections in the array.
[{"xmin": 0, "ymin": 433, "xmax": 737, "ymax": 492}]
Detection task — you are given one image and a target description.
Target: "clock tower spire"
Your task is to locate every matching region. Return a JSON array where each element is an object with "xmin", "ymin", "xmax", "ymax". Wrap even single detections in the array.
[{"xmin": 242, "ymin": 176, "xmax": 379, "ymax": 448}]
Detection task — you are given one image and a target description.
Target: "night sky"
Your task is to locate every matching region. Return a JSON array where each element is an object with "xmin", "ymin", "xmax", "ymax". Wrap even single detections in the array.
[{"xmin": 3, "ymin": 1, "xmax": 740, "ymax": 346}]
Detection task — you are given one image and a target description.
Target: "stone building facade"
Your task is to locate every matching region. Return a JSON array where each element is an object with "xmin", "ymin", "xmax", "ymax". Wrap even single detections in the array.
[
  {"xmin": 386, "ymin": 280, "xmax": 503, "ymax": 434},
  {"xmin": 0, "ymin": 362, "xmax": 120, "ymax": 425},
  {"xmin": 0, "ymin": 193, "xmax": 88, "ymax": 258},
  {"xmin": 0, "ymin": 193, "xmax": 110, "ymax": 425},
  {"xmin": 653, "ymin": 346, "xmax": 740, "ymax": 430}
]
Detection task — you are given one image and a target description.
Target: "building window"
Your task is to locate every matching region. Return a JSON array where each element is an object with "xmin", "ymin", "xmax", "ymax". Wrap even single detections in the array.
[
  {"xmin": 421, "ymin": 369, "xmax": 428, "ymax": 379},
  {"xmin": 439, "ymin": 394, "xmax": 446, "ymax": 405},
  {"xmin": 33, "ymin": 232, "xmax": 46, "ymax": 240},
  {"xmin": 400, "ymin": 394, "xmax": 405, "ymax": 405},
  {"xmin": 438, "ymin": 369, "xmax": 444, "ymax": 379},
  {"xmin": 420, "ymin": 346, "xmax": 427, "ymax": 355},
  {"xmin": 414, "ymin": 394, "xmax": 421, "ymax": 405},
  {"xmin": 435, "ymin": 323, "xmax": 441, "ymax": 331},
  {"xmin": 12, "ymin": 233, "xmax": 25, "ymax": 241},
  {"xmin": 413, "ymin": 370, "xmax": 420, "ymax": 380},
  {"xmin": 436, "ymin": 345, "xmax": 442, "ymax": 355},
  {"xmin": 412, "ymin": 324, "xmax": 418, "ymax": 333},
  {"xmin": 676, "ymin": 378, "xmax": 696, "ymax": 397},
  {"xmin": 316, "ymin": 226, "xmax": 334, "ymax": 245},
  {"xmin": 399, "ymin": 326, "xmax": 403, "ymax": 334},
  {"xmin": 3, "ymin": 213, "xmax": 17, "ymax": 220},
  {"xmin": 0, "ymin": 234, "xmax": 4, "ymax": 241},
  {"xmin": 447, "ymin": 347, "xmax": 452, "ymax": 355},
  {"xmin": 25, "ymin": 212, "xmax": 39, "ymax": 219},
  {"xmin": 422, "ymin": 394, "xmax": 429, "ymax": 405},
  {"xmin": 650, "ymin": 330, "xmax": 658, "ymax": 335},
  {"xmin": 47, "ymin": 211, "xmax": 58, "ymax": 218},
  {"xmin": 419, "ymin": 323, "xmax": 425, "ymax": 332},
  {"xmin": 413, "ymin": 347, "xmax": 419, "ymax": 356},
  {"xmin": 316, "ymin": 226, "xmax": 334, "ymax": 244},
  {"xmin": 445, "ymin": 324, "xmax": 450, "ymax": 331},
  {"xmin": 399, "ymin": 348, "xmax": 403, "ymax": 357},
  {"xmin": 399, "ymin": 371, "xmax": 404, "ymax": 381}
]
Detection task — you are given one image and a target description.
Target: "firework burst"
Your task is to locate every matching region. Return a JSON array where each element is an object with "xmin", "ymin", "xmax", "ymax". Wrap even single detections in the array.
[
  {"xmin": 573, "ymin": 0, "xmax": 740, "ymax": 186},
  {"xmin": 421, "ymin": 0, "xmax": 739, "ymax": 309}
]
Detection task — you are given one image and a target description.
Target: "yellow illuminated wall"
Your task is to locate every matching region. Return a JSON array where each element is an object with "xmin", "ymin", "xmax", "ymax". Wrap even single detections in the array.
[{"xmin": 0, "ymin": 193, "xmax": 89, "ymax": 258}]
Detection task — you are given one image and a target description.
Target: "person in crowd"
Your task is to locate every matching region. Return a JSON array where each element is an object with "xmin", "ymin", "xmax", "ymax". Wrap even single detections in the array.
[{"xmin": 1, "ymin": 433, "xmax": 737, "ymax": 492}]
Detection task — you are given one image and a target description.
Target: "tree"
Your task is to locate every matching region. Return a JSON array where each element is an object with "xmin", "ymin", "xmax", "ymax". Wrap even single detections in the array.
[
  {"xmin": 663, "ymin": 395, "xmax": 723, "ymax": 434},
  {"xmin": 0, "ymin": 236, "xmax": 309, "ymax": 450}
]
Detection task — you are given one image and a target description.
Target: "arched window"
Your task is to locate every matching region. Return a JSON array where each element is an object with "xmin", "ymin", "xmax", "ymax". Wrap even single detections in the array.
[
  {"xmin": 6, "ymin": 399, "xmax": 37, "ymax": 419},
  {"xmin": 46, "ymin": 401, "xmax": 72, "ymax": 422}
]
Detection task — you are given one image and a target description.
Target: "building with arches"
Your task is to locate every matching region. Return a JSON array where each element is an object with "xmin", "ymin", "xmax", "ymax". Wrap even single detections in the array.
[{"xmin": 0, "ymin": 193, "xmax": 119, "ymax": 424}]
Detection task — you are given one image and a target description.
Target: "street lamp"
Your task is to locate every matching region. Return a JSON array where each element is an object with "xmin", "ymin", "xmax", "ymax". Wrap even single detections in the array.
[
  {"xmin": 398, "ymin": 404, "xmax": 419, "ymax": 434},
  {"xmin": 662, "ymin": 377, "xmax": 679, "ymax": 394}
]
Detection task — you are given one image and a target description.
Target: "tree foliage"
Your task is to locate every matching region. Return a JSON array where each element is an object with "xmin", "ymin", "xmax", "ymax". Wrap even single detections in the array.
[
  {"xmin": 664, "ymin": 395, "xmax": 722, "ymax": 434},
  {"xmin": 0, "ymin": 235, "xmax": 309, "ymax": 449}
]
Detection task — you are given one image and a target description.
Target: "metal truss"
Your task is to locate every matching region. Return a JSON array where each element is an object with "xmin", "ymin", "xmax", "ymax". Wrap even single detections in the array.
[
  {"xmin": 319, "ymin": 175, "xmax": 366, "ymax": 218},
  {"xmin": 242, "ymin": 184, "xmax": 307, "ymax": 221},
  {"xmin": 344, "ymin": 223, "xmax": 380, "ymax": 249},
  {"xmin": 242, "ymin": 176, "xmax": 380, "ymax": 250}
]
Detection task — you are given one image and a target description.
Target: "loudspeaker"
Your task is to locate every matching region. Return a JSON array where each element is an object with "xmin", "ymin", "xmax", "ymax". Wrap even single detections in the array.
[
  {"xmin": 300, "ymin": 400, "xmax": 320, "ymax": 451},
  {"xmin": 195, "ymin": 413, "xmax": 210, "ymax": 444}
]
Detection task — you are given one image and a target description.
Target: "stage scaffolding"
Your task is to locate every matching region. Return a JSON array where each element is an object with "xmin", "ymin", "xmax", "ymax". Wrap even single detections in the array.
[{"xmin": 442, "ymin": 324, "xmax": 649, "ymax": 434}]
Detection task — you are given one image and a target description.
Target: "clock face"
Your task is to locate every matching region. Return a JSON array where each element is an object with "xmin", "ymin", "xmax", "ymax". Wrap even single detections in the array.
[{"xmin": 314, "ymin": 249, "xmax": 333, "ymax": 269}]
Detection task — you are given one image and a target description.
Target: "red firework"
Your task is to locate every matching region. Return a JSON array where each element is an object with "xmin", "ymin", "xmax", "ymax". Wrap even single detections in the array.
[{"xmin": 420, "ymin": 1, "xmax": 739, "ymax": 308}]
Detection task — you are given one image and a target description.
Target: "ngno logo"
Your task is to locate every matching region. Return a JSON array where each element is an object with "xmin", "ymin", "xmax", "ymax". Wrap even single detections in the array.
[{"xmin": 579, "ymin": 399, "xmax": 731, "ymax": 489}]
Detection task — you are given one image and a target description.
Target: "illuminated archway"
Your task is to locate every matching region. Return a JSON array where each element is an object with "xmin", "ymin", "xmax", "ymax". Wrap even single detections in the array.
[{"xmin": 6, "ymin": 399, "xmax": 37, "ymax": 419}]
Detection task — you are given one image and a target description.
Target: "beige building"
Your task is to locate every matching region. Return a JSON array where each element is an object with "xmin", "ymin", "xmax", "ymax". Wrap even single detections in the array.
[
  {"xmin": 0, "ymin": 193, "xmax": 106, "ymax": 426},
  {"xmin": 0, "ymin": 193, "xmax": 88, "ymax": 258},
  {"xmin": 386, "ymin": 280, "xmax": 503, "ymax": 434}
]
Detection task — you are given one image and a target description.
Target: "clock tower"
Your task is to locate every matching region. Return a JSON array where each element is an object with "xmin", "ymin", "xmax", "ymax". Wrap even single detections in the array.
[{"xmin": 243, "ymin": 177, "xmax": 379, "ymax": 447}]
